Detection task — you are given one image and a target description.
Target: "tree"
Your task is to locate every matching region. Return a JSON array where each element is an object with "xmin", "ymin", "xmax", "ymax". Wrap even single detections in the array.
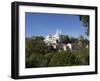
[
  {"xmin": 45, "ymin": 53, "xmax": 54, "ymax": 66},
  {"xmin": 63, "ymin": 35, "xmax": 70, "ymax": 44},
  {"xmin": 35, "ymin": 36, "xmax": 44, "ymax": 40},
  {"xmin": 31, "ymin": 36, "xmax": 44, "ymax": 40},
  {"xmin": 78, "ymin": 35, "xmax": 89, "ymax": 49},
  {"xmin": 25, "ymin": 38, "xmax": 34, "ymax": 57},
  {"xmin": 70, "ymin": 37, "xmax": 77, "ymax": 43},
  {"xmin": 26, "ymin": 53, "xmax": 47, "ymax": 68},
  {"xmin": 80, "ymin": 15, "xmax": 89, "ymax": 36},
  {"xmin": 26, "ymin": 36, "xmax": 47, "ymax": 55},
  {"xmin": 48, "ymin": 51, "xmax": 78, "ymax": 66}
]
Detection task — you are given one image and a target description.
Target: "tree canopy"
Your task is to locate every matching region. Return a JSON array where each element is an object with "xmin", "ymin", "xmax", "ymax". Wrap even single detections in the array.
[{"xmin": 80, "ymin": 15, "xmax": 89, "ymax": 36}]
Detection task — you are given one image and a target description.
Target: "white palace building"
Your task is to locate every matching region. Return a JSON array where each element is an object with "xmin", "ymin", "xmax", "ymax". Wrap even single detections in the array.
[{"xmin": 44, "ymin": 29, "xmax": 72, "ymax": 51}]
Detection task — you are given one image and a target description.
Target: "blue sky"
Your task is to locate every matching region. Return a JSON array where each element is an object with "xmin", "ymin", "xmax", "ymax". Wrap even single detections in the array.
[{"xmin": 25, "ymin": 12, "xmax": 88, "ymax": 38}]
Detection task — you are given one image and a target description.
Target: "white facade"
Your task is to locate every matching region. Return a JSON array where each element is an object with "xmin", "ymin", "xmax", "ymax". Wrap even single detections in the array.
[
  {"xmin": 44, "ymin": 29, "xmax": 62, "ymax": 45},
  {"xmin": 44, "ymin": 29, "xmax": 72, "ymax": 51}
]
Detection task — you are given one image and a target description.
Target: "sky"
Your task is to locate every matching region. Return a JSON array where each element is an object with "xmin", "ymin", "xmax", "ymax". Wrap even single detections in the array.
[{"xmin": 25, "ymin": 12, "xmax": 88, "ymax": 39}]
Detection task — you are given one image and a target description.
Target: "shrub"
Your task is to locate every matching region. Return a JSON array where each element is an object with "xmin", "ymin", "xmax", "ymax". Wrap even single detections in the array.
[
  {"xmin": 48, "ymin": 49, "xmax": 89, "ymax": 67},
  {"xmin": 26, "ymin": 53, "xmax": 47, "ymax": 68},
  {"xmin": 48, "ymin": 51, "xmax": 76, "ymax": 66}
]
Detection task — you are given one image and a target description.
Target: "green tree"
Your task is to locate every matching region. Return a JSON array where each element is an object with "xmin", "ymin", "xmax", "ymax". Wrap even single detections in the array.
[
  {"xmin": 63, "ymin": 35, "xmax": 70, "ymax": 44},
  {"xmin": 70, "ymin": 37, "xmax": 77, "ymax": 43},
  {"xmin": 25, "ymin": 38, "xmax": 34, "ymax": 57},
  {"xmin": 26, "ymin": 53, "xmax": 47, "ymax": 68},
  {"xmin": 80, "ymin": 15, "xmax": 89, "ymax": 36},
  {"xmin": 45, "ymin": 53, "xmax": 54, "ymax": 66},
  {"xmin": 31, "ymin": 36, "xmax": 44, "ymax": 40},
  {"xmin": 26, "ymin": 36, "xmax": 47, "ymax": 55},
  {"xmin": 48, "ymin": 51, "xmax": 77, "ymax": 66},
  {"xmin": 78, "ymin": 35, "xmax": 89, "ymax": 49}
]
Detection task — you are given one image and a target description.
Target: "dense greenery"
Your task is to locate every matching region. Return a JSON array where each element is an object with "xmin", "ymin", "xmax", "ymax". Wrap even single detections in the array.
[{"xmin": 25, "ymin": 36, "xmax": 89, "ymax": 68}]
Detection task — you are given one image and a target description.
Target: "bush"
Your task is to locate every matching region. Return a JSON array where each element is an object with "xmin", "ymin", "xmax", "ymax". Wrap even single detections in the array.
[
  {"xmin": 48, "ymin": 49, "xmax": 89, "ymax": 67},
  {"xmin": 72, "ymin": 49, "xmax": 89, "ymax": 65},
  {"xmin": 48, "ymin": 51, "xmax": 76, "ymax": 66},
  {"xmin": 44, "ymin": 53, "xmax": 54, "ymax": 66},
  {"xmin": 26, "ymin": 53, "xmax": 47, "ymax": 68},
  {"xmin": 26, "ymin": 48, "xmax": 89, "ymax": 68}
]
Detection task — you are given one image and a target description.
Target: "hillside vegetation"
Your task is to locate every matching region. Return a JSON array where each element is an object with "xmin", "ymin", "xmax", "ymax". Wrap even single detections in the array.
[{"xmin": 25, "ymin": 36, "xmax": 89, "ymax": 68}]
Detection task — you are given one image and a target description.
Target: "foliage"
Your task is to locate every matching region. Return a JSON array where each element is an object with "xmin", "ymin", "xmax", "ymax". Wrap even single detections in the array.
[
  {"xmin": 25, "ymin": 36, "xmax": 89, "ymax": 68},
  {"xmin": 26, "ymin": 36, "xmax": 47, "ymax": 57},
  {"xmin": 26, "ymin": 53, "xmax": 47, "ymax": 68},
  {"xmin": 48, "ymin": 49, "xmax": 89, "ymax": 66},
  {"xmin": 62, "ymin": 35, "xmax": 70, "ymax": 43},
  {"xmin": 48, "ymin": 51, "xmax": 75, "ymax": 66},
  {"xmin": 62, "ymin": 35, "xmax": 78, "ymax": 44},
  {"xmin": 80, "ymin": 15, "xmax": 89, "ymax": 36},
  {"xmin": 78, "ymin": 35, "xmax": 89, "ymax": 49}
]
